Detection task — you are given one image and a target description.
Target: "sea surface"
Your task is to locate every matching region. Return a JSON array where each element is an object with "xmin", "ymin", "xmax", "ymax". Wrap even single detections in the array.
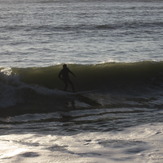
[{"xmin": 0, "ymin": 0, "xmax": 163, "ymax": 162}]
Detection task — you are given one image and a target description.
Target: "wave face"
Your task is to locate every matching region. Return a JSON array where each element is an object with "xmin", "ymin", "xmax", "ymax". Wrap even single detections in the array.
[
  {"xmin": 0, "ymin": 61, "xmax": 163, "ymax": 113},
  {"xmin": 11, "ymin": 61, "xmax": 163, "ymax": 90}
]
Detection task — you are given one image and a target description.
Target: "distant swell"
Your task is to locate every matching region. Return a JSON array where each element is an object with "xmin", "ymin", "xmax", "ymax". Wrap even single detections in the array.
[{"xmin": 2, "ymin": 20, "xmax": 163, "ymax": 33}]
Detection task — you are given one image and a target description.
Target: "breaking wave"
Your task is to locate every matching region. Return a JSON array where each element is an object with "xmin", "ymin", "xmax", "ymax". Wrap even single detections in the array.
[{"xmin": 0, "ymin": 61, "xmax": 163, "ymax": 114}]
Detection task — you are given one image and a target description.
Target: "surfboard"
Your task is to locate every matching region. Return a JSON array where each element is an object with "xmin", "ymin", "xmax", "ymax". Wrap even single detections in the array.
[{"xmin": 58, "ymin": 89, "xmax": 95, "ymax": 95}]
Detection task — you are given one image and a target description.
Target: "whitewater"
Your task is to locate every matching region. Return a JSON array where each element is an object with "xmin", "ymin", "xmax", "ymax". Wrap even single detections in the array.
[{"xmin": 0, "ymin": 0, "xmax": 163, "ymax": 163}]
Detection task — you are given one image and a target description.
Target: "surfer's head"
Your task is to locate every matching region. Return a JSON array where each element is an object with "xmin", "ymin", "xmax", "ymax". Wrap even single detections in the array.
[{"xmin": 63, "ymin": 64, "xmax": 67, "ymax": 68}]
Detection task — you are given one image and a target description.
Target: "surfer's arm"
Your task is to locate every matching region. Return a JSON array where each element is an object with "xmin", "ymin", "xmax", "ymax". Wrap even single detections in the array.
[{"xmin": 69, "ymin": 70, "xmax": 76, "ymax": 77}]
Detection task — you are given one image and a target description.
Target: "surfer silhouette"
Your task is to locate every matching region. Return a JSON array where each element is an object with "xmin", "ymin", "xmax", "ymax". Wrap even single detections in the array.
[{"xmin": 58, "ymin": 64, "xmax": 75, "ymax": 91}]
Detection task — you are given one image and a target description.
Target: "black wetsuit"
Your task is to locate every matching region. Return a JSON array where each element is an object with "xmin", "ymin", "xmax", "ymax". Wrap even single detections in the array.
[{"xmin": 58, "ymin": 67, "xmax": 75, "ymax": 91}]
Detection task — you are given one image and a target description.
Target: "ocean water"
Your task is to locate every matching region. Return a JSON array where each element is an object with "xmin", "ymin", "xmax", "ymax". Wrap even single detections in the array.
[
  {"xmin": 0, "ymin": 0, "xmax": 163, "ymax": 67},
  {"xmin": 0, "ymin": 0, "xmax": 163, "ymax": 162}
]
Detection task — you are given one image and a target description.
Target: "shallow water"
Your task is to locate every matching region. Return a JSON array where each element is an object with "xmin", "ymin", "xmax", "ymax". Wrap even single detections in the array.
[{"xmin": 0, "ymin": 123, "xmax": 163, "ymax": 163}]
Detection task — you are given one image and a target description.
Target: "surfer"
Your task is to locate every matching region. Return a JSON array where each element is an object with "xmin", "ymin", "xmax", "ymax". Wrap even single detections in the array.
[{"xmin": 58, "ymin": 64, "xmax": 76, "ymax": 91}]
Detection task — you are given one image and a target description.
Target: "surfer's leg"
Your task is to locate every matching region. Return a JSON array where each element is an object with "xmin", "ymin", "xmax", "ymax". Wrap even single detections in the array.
[
  {"xmin": 69, "ymin": 80, "xmax": 75, "ymax": 92},
  {"xmin": 63, "ymin": 80, "xmax": 68, "ymax": 91}
]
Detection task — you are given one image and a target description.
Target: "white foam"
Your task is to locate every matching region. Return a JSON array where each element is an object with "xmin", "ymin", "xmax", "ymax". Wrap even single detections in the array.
[
  {"xmin": 0, "ymin": 123, "xmax": 163, "ymax": 163},
  {"xmin": 0, "ymin": 67, "xmax": 70, "ymax": 108},
  {"xmin": 0, "ymin": 67, "xmax": 12, "ymax": 76}
]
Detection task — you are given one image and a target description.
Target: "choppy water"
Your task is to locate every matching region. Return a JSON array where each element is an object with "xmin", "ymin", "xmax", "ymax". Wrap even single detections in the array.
[
  {"xmin": 0, "ymin": 0, "xmax": 163, "ymax": 67},
  {"xmin": 0, "ymin": 0, "xmax": 163, "ymax": 163}
]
